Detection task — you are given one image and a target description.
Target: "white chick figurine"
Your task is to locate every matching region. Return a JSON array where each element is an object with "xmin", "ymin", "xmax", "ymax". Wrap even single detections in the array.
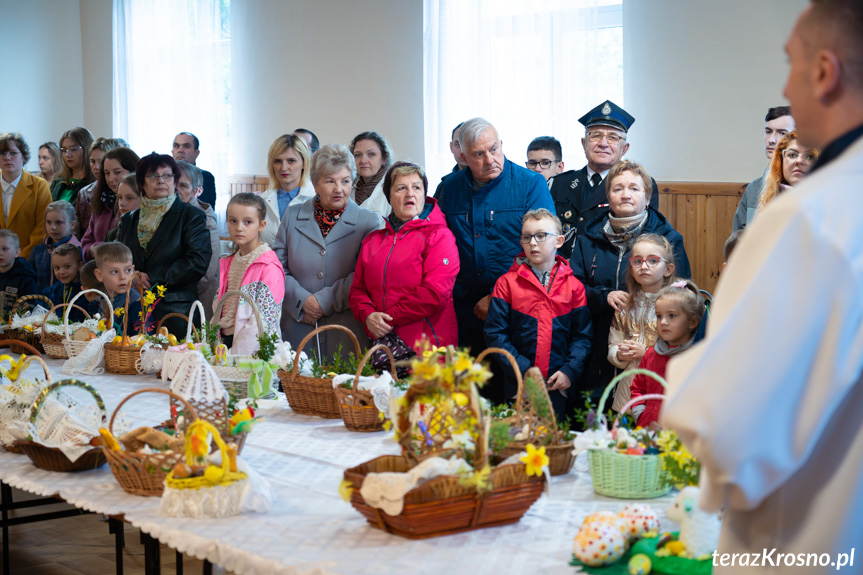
[{"xmin": 666, "ymin": 486, "xmax": 721, "ymax": 559}]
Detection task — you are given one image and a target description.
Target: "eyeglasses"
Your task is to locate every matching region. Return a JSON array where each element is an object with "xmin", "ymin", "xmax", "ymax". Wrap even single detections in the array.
[
  {"xmin": 0, "ymin": 151, "xmax": 21, "ymax": 159},
  {"xmin": 525, "ymin": 159, "xmax": 557, "ymax": 169},
  {"xmin": 586, "ymin": 131, "xmax": 625, "ymax": 144},
  {"xmin": 783, "ymin": 149, "xmax": 817, "ymax": 164},
  {"xmin": 519, "ymin": 232, "xmax": 559, "ymax": 244},
  {"xmin": 145, "ymin": 173, "xmax": 175, "ymax": 182},
  {"xmin": 629, "ymin": 256, "xmax": 666, "ymax": 268},
  {"xmin": 60, "ymin": 146, "xmax": 82, "ymax": 155}
]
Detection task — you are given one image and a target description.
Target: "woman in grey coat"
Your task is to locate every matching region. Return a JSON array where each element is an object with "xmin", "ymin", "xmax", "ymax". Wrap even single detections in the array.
[{"xmin": 273, "ymin": 143, "xmax": 382, "ymax": 362}]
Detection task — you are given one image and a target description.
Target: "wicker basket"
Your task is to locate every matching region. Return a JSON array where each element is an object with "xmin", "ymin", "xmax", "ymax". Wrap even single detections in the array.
[
  {"xmin": 64, "ymin": 289, "xmax": 113, "ymax": 358},
  {"xmin": 334, "ymin": 344, "xmax": 396, "ymax": 432},
  {"xmin": 279, "ymin": 325, "xmax": 361, "ymax": 418},
  {"xmin": 208, "ymin": 292, "xmax": 266, "ymax": 385},
  {"xmin": 103, "ymin": 388, "xmax": 199, "ymax": 497},
  {"xmin": 153, "ymin": 311, "xmax": 200, "ymax": 380},
  {"xmin": 169, "ymin": 393, "xmax": 248, "ymax": 455},
  {"xmin": 0, "ymin": 339, "xmax": 42, "ymax": 357},
  {"xmin": 0, "ymin": 350, "xmax": 47, "ymax": 454},
  {"xmin": 40, "ymin": 303, "xmax": 91, "ymax": 359},
  {"xmin": 344, "ymin": 347, "xmax": 545, "ymax": 538},
  {"xmin": 587, "ymin": 369, "xmax": 671, "ymax": 499},
  {"xmin": 103, "ymin": 274, "xmax": 145, "ymax": 375},
  {"xmin": 480, "ymin": 349, "xmax": 575, "ymax": 476},
  {"xmin": 7, "ymin": 295, "xmax": 53, "ymax": 354},
  {"xmin": 14, "ymin": 375, "xmax": 108, "ymax": 472}
]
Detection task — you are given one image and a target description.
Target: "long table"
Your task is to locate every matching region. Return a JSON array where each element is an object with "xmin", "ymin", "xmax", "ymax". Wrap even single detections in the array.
[{"xmin": 0, "ymin": 358, "xmax": 679, "ymax": 574}]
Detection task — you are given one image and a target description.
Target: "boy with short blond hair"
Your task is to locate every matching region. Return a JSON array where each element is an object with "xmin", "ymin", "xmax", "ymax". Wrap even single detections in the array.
[
  {"xmin": 92, "ymin": 242, "xmax": 141, "ymax": 335},
  {"xmin": 484, "ymin": 208, "xmax": 593, "ymax": 419},
  {"xmin": 0, "ymin": 230, "xmax": 38, "ymax": 316}
]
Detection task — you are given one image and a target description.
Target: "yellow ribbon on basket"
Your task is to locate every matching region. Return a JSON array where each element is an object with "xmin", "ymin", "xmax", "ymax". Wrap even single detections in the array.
[
  {"xmin": 0, "ymin": 354, "xmax": 26, "ymax": 381},
  {"xmin": 165, "ymin": 420, "xmax": 247, "ymax": 490}
]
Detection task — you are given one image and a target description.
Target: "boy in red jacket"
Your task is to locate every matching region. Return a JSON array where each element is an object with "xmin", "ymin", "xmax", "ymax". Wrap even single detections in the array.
[{"xmin": 484, "ymin": 209, "xmax": 593, "ymax": 419}]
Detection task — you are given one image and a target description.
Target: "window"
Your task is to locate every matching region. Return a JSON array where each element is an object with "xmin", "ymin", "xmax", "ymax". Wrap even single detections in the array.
[
  {"xmin": 113, "ymin": 0, "xmax": 231, "ymax": 210},
  {"xmin": 424, "ymin": 0, "xmax": 623, "ymax": 182}
]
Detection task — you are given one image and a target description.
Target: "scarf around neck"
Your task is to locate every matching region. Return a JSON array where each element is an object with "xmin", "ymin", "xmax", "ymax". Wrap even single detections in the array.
[
  {"xmin": 313, "ymin": 199, "xmax": 345, "ymax": 238},
  {"xmin": 654, "ymin": 335, "xmax": 695, "ymax": 357},
  {"xmin": 354, "ymin": 165, "xmax": 386, "ymax": 205},
  {"xmin": 101, "ymin": 187, "xmax": 117, "ymax": 211},
  {"xmin": 603, "ymin": 210, "xmax": 648, "ymax": 251},
  {"xmin": 138, "ymin": 193, "xmax": 176, "ymax": 249}
]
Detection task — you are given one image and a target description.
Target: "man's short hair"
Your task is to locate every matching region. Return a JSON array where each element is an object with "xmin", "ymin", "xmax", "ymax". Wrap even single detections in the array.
[
  {"xmin": 522, "ymin": 208, "xmax": 563, "ymax": 235},
  {"xmin": 52, "ymin": 243, "xmax": 83, "ymax": 261},
  {"xmin": 176, "ymin": 160, "xmax": 203, "ymax": 190},
  {"xmin": 176, "ymin": 132, "xmax": 200, "ymax": 149},
  {"xmin": 293, "ymin": 128, "xmax": 319, "ymax": 153},
  {"xmin": 765, "ymin": 106, "xmax": 792, "ymax": 122},
  {"xmin": 0, "ymin": 133, "xmax": 30, "ymax": 164},
  {"xmin": 724, "ymin": 230, "xmax": 744, "ymax": 261},
  {"xmin": 451, "ymin": 122, "xmax": 464, "ymax": 139},
  {"xmin": 527, "ymin": 136, "xmax": 562, "ymax": 162},
  {"xmin": 458, "ymin": 118, "xmax": 497, "ymax": 152},
  {"xmin": 804, "ymin": 0, "xmax": 863, "ymax": 87},
  {"xmin": 93, "ymin": 242, "xmax": 133, "ymax": 268},
  {"xmin": 0, "ymin": 230, "xmax": 20, "ymax": 250}
]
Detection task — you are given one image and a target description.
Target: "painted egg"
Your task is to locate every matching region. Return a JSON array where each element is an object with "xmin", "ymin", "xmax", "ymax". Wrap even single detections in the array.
[
  {"xmin": 628, "ymin": 553, "xmax": 652, "ymax": 574},
  {"xmin": 573, "ymin": 523, "xmax": 626, "ymax": 566},
  {"xmin": 619, "ymin": 504, "xmax": 661, "ymax": 538}
]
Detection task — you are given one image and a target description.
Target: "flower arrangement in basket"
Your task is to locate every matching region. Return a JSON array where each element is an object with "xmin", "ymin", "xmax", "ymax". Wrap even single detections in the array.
[
  {"xmin": 100, "ymin": 388, "xmax": 198, "ymax": 497},
  {"xmin": 6, "ymin": 294, "xmax": 53, "ymax": 354},
  {"xmin": 483, "ymin": 350, "xmax": 576, "ymax": 476},
  {"xmin": 340, "ymin": 343, "xmax": 547, "ymax": 539},
  {"xmin": 0, "ymin": 346, "xmax": 50, "ymax": 454},
  {"xmin": 333, "ymin": 343, "xmax": 399, "ymax": 432},
  {"xmin": 12, "ymin": 377, "xmax": 108, "ymax": 472},
  {"xmin": 159, "ymin": 420, "xmax": 249, "ymax": 518},
  {"xmin": 103, "ymin": 278, "xmax": 164, "ymax": 375},
  {"xmin": 279, "ymin": 324, "xmax": 362, "ymax": 419},
  {"xmin": 573, "ymin": 368, "xmax": 697, "ymax": 499}
]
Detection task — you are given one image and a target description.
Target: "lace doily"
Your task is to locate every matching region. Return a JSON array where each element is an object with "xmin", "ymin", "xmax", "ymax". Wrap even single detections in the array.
[
  {"xmin": 170, "ymin": 351, "xmax": 227, "ymax": 403},
  {"xmin": 26, "ymin": 388, "xmax": 105, "ymax": 462},
  {"xmin": 0, "ymin": 379, "xmax": 49, "ymax": 447},
  {"xmin": 62, "ymin": 329, "xmax": 116, "ymax": 375},
  {"xmin": 159, "ymin": 459, "xmax": 271, "ymax": 518},
  {"xmin": 9, "ymin": 306, "xmax": 49, "ymax": 331},
  {"xmin": 138, "ymin": 342, "xmax": 166, "ymax": 374},
  {"xmin": 359, "ymin": 457, "xmax": 469, "ymax": 516}
]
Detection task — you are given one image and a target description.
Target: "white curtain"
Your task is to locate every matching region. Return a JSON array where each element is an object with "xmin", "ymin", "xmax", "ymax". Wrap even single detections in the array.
[
  {"xmin": 423, "ymin": 0, "xmax": 623, "ymax": 183},
  {"xmin": 113, "ymin": 0, "xmax": 231, "ymax": 212}
]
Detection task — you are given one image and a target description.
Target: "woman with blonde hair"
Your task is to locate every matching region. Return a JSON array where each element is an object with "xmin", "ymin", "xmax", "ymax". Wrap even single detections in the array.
[
  {"xmin": 758, "ymin": 131, "xmax": 819, "ymax": 212},
  {"xmin": 36, "ymin": 142, "xmax": 62, "ymax": 184},
  {"xmin": 50, "ymin": 127, "xmax": 95, "ymax": 205},
  {"xmin": 260, "ymin": 133, "xmax": 315, "ymax": 246}
]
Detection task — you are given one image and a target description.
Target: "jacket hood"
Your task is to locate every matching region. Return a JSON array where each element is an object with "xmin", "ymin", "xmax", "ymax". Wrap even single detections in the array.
[
  {"xmin": 9, "ymin": 257, "xmax": 37, "ymax": 281},
  {"xmin": 509, "ymin": 253, "xmax": 574, "ymax": 276},
  {"xmin": 583, "ymin": 206, "xmax": 675, "ymax": 243},
  {"xmin": 384, "ymin": 197, "xmax": 446, "ymax": 234}
]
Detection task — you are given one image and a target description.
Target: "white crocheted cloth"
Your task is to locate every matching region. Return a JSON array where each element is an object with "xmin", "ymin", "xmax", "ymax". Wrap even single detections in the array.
[
  {"xmin": 62, "ymin": 328, "xmax": 116, "ymax": 375},
  {"xmin": 138, "ymin": 342, "xmax": 166, "ymax": 374},
  {"xmin": 170, "ymin": 351, "xmax": 227, "ymax": 403},
  {"xmin": 9, "ymin": 306, "xmax": 49, "ymax": 331},
  {"xmin": 0, "ymin": 379, "xmax": 49, "ymax": 447},
  {"xmin": 359, "ymin": 456, "xmax": 469, "ymax": 516},
  {"xmin": 330, "ymin": 371, "xmax": 404, "ymax": 418}
]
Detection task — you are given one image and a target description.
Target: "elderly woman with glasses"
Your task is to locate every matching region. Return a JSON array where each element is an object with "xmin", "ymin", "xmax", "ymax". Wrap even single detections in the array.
[
  {"xmin": 758, "ymin": 131, "xmax": 819, "ymax": 214},
  {"xmin": 273, "ymin": 144, "xmax": 382, "ymax": 359},
  {"xmin": 116, "ymin": 152, "xmax": 212, "ymax": 335},
  {"xmin": 570, "ymin": 159, "xmax": 690, "ymax": 398}
]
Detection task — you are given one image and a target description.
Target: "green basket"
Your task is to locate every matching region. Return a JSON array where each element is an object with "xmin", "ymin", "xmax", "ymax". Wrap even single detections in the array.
[{"xmin": 587, "ymin": 368, "xmax": 671, "ymax": 499}]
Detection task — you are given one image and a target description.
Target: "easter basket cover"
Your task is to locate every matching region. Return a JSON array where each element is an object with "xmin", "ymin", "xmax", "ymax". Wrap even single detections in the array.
[{"xmin": 342, "ymin": 345, "xmax": 546, "ymax": 539}]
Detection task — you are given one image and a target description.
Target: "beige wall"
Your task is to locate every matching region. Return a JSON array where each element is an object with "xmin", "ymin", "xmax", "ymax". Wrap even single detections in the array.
[
  {"xmin": 623, "ymin": 0, "xmax": 808, "ymax": 182},
  {"xmin": 80, "ymin": 0, "xmax": 113, "ymax": 140},
  {"xmin": 230, "ymin": 0, "xmax": 425, "ymax": 176}
]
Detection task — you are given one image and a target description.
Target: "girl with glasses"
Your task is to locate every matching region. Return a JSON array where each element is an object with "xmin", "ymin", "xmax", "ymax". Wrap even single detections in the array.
[
  {"xmin": 50, "ymin": 127, "xmax": 95, "ymax": 207},
  {"xmin": 607, "ymin": 234, "xmax": 676, "ymax": 413},
  {"xmin": 758, "ymin": 131, "xmax": 819, "ymax": 213}
]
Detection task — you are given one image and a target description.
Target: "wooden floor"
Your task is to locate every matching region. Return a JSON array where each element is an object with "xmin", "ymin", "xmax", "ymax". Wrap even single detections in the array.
[{"xmin": 3, "ymin": 488, "xmax": 231, "ymax": 575}]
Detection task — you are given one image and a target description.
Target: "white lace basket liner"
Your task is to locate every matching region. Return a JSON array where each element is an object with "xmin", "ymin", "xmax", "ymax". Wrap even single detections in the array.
[
  {"xmin": 208, "ymin": 292, "xmax": 267, "ymax": 385},
  {"xmin": 162, "ymin": 301, "xmax": 208, "ymax": 381},
  {"xmin": 64, "ymin": 289, "xmax": 114, "ymax": 358},
  {"xmin": 0, "ymin": 355, "xmax": 52, "ymax": 451},
  {"xmin": 40, "ymin": 302, "xmax": 91, "ymax": 359}
]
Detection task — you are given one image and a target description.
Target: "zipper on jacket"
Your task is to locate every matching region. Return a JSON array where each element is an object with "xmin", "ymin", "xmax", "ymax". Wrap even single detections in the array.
[
  {"xmin": 424, "ymin": 318, "xmax": 441, "ymax": 346},
  {"xmin": 615, "ymin": 249, "xmax": 624, "ymax": 290},
  {"xmin": 381, "ymin": 229, "xmax": 411, "ymax": 312}
]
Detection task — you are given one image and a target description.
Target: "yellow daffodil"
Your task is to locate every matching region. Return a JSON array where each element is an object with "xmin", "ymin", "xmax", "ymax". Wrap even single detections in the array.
[
  {"xmin": 339, "ymin": 479, "xmax": 354, "ymax": 502},
  {"xmin": 156, "ymin": 285, "xmax": 166, "ymax": 297},
  {"xmin": 521, "ymin": 444, "xmax": 549, "ymax": 477},
  {"xmin": 412, "ymin": 360, "xmax": 440, "ymax": 381},
  {"xmin": 114, "ymin": 307, "xmax": 124, "ymax": 317},
  {"xmin": 0, "ymin": 355, "xmax": 24, "ymax": 381},
  {"xmin": 454, "ymin": 355, "xmax": 472, "ymax": 372},
  {"xmin": 452, "ymin": 392, "xmax": 469, "ymax": 407},
  {"xmin": 459, "ymin": 464, "xmax": 492, "ymax": 493}
]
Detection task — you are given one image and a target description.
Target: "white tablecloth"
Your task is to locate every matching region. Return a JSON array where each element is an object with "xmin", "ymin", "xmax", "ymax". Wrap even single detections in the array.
[{"xmin": 0, "ymin": 358, "xmax": 679, "ymax": 575}]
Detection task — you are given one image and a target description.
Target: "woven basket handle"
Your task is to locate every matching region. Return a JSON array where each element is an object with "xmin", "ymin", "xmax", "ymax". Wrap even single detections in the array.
[
  {"xmin": 0, "ymin": 339, "xmax": 43, "ymax": 357},
  {"xmin": 597, "ymin": 368, "xmax": 668, "ymax": 425},
  {"xmin": 475, "ymin": 346, "xmax": 533, "ymax": 414},
  {"xmin": 11, "ymin": 294, "xmax": 53, "ymax": 317},
  {"xmin": 41, "ymin": 303, "xmax": 91, "ymax": 345},
  {"xmin": 185, "ymin": 419, "xmax": 231, "ymax": 474},
  {"xmin": 157, "ymin": 313, "xmax": 199, "ymax": 342},
  {"xmin": 614, "ymin": 393, "xmax": 667, "ymax": 429},
  {"xmin": 352, "ymin": 344, "xmax": 396, "ymax": 393},
  {"xmin": 184, "ymin": 300, "xmax": 208, "ymax": 343},
  {"xmin": 292, "ymin": 324, "xmax": 361, "ymax": 375},
  {"xmin": 28, "ymin": 379, "xmax": 107, "ymax": 443},
  {"xmin": 65, "ymin": 289, "xmax": 113, "ymax": 341},
  {"xmin": 109, "ymin": 387, "xmax": 199, "ymax": 435},
  {"xmin": 211, "ymin": 290, "xmax": 264, "ymax": 344},
  {"xmin": 17, "ymin": 355, "xmax": 52, "ymax": 385}
]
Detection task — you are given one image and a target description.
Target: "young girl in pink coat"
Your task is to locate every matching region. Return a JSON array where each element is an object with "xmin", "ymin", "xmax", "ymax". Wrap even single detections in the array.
[{"xmin": 215, "ymin": 192, "xmax": 284, "ymax": 355}]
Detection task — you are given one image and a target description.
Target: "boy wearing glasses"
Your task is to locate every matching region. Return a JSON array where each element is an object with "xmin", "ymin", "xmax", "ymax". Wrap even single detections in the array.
[
  {"xmin": 526, "ymin": 136, "xmax": 565, "ymax": 182},
  {"xmin": 484, "ymin": 208, "xmax": 592, "ymax": 419},
  {"xmin": 549, "ymin": 101, "xmax": 660, "ymax": 258}
]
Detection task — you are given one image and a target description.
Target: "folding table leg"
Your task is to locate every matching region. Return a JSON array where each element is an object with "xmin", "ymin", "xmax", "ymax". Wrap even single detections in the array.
[
  {"xmin": 176, "ymin": 550, "xmax": 183, "ymax": 575},
  {"xmin": 203, "ymin": 560, "xmax": 213, "ymax": 575},
  {"xmin": 108, "ymin": 518, "xmax": 124, "ymax": 575},
  {"xmin": 140, "ymin": 530, "xmax": 161, "ymax": 575},
  {"xmin": 1, "ymin": 482, "xmax": 11, "ymax": 575}
]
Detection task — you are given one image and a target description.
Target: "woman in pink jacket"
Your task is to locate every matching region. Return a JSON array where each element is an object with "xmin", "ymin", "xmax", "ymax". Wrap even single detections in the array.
[{"xmin": 350, "ymin": 162, "xmax": 459, "ymax": 351}]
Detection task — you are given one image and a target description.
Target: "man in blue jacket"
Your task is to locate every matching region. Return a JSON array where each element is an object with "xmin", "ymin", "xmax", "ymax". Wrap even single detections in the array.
[{"xmin": 438, "ymin": 117, "xmax": 554, "ymax": 402}]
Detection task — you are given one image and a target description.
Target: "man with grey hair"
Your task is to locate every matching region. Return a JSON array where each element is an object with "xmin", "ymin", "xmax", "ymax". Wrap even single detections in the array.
[
  {"xmin": 438, "ymin": 117, "xmax": 554, "ymax": 402},
  {"xmin": 176, "ymin": 160, "xmax": 219, "ymax": 320},
  {"xmin": 663, "ymin": 1, "xmax": 863, "ymax": 571}
]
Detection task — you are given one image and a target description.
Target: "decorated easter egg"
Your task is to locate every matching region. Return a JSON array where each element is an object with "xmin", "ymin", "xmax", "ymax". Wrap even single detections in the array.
[
  {"xmin": 573, "ymin": 523, "xmax": 627, "ymax": 566},
  {"xmin": 619, "ymin": 504, "xmax": 661, "ymax": 538},
  {"xmin": 582, "ymin": 511, "xmax": 619, "ymax": 527},
  {"xmin": 628, "ymin": 553, "xmax": 652, "ymax": 574}
]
